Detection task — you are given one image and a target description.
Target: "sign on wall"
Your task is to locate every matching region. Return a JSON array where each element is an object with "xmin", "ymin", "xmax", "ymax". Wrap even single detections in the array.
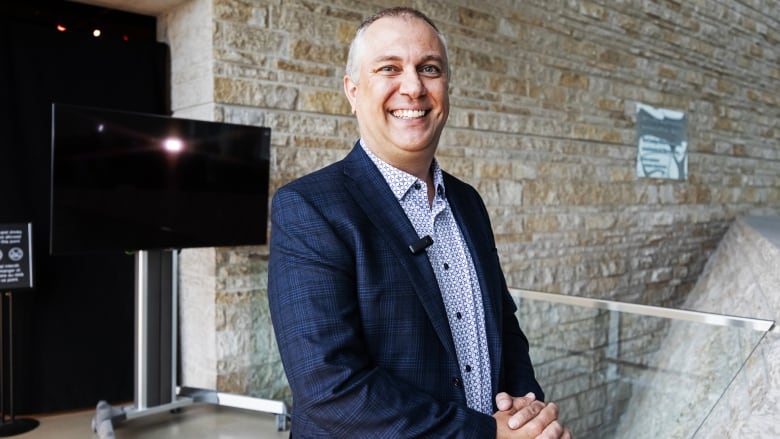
[
  {"xmin": 0, "ymin": 223, "xmax": 33, "ymax": 290},
  {"xmin": 636, "ymin": 103, "xmax": 688, "ymax": 180}
]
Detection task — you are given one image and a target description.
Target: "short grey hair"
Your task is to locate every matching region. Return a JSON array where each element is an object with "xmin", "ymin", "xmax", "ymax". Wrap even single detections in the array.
[{"xmin": 345, "ymin": 7, "xmax": 449, "ymax": 83}]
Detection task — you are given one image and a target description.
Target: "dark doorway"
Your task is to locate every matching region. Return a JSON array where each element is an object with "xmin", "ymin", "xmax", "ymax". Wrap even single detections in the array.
[{"xmin": 0, "ymin": 0, "xmax": 168, "ymax": 413}]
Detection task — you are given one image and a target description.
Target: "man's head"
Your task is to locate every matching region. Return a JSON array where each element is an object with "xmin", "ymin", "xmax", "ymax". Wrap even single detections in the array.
[
  {"xmin": 346, "ymin": 8, "xmax": 449, "ymax": 82},
  {"xmin": 343, "ymin": 7, "xmax": 450, "ymax": 177}
]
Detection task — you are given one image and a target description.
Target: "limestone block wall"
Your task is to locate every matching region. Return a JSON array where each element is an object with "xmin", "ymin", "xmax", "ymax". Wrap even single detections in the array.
[
  {"xmin": 200, "ymin": 0, "xmax": 778, "ymax": 305},
  {"xmin": 178, "ymin": 246, "xmax": 288, "ymax": 401},
  {"xmin": 153, "ymin": 0, "xmax": 780, "ymax": 413}
]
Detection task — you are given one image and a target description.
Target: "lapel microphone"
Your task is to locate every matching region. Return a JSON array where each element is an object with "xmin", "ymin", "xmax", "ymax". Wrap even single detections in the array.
[{"xmin": 408, "ymin": 235, "xmax": 434, "ymax": 255}]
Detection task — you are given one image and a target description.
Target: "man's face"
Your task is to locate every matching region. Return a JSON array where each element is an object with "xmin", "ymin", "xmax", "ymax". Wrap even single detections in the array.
[{"xmin": 344, "ymin": 16, "xmax": 449, "ymax": 172}]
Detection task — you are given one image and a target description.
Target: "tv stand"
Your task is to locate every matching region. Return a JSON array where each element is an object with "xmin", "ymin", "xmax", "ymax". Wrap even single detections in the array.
[{"xmin": 92, "ymin": 250, "xmax": 288, "ymax": 438}]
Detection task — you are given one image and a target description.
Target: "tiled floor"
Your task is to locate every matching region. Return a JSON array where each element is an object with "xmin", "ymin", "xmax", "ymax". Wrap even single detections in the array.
[{"xmin": 13, "ymin": 404, "xmax": 290, "ymax": 439}]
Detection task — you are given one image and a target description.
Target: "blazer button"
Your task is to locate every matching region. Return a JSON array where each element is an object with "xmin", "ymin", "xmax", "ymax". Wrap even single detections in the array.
[{"xmin": 452, "ymin": 377, "xmax": 463, "ymax": 388}]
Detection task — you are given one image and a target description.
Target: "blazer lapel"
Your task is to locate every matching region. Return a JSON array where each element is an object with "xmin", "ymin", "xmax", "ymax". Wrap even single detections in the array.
[
  {"xmin": 443, "ymin": 173, "xmax": 504, "ymax": 385},
  {"xmin": 341, "ymin": 144, "xmax": 457, "ymax": 357}
]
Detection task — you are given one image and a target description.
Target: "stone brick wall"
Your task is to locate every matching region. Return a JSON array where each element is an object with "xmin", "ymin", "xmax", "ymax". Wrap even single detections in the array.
[{"xmin": 163, "ymin": 0, "xmax": 780, "ymax": 424}]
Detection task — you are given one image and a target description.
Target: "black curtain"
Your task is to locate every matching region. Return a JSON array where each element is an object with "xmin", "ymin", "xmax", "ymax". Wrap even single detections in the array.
[{"xmin": 0, "ymin": 14, "xmax": 168, "ymax": 413}]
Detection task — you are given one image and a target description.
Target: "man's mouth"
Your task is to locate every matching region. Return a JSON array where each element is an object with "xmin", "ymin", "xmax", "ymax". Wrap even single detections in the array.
[{"xmin": 391, "ymin": 109, "xmax": 428, "ymax": 119}]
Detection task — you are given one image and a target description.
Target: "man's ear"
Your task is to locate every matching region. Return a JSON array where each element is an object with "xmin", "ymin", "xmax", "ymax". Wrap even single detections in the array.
[{"xmin": 343, "ymin": 75, "xmax": 357, "ymax": 114}]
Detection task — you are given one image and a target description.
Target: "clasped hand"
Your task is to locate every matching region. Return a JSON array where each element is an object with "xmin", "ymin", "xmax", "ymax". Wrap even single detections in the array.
[{"xmin": 493, "ymin": 392, "xmax": 572, "ymax": 439}]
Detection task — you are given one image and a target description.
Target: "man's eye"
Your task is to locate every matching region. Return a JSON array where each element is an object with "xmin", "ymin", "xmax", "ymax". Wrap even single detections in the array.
[
  {"xmin": 420, "ymin": 65, "xmax": 441, "ymax": 75},
  {"xmin": 379, "ymin": 66, "xmax": 398, "ymax": 73}
]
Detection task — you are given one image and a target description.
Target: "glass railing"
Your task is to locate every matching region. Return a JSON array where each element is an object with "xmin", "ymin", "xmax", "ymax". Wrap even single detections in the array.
[{"xmin": 511, "ymin": 289, "xmax": 774, "ymax": 439}]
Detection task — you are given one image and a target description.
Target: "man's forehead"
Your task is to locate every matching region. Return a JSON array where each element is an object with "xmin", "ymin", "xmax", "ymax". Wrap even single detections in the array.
[
  {"xmin": 361, "ymin": 17, "xmax": 446, "ymax": 58},
  {"xmin": 363, "ymin": 14, "xmax": 439, "ymax": 40}
]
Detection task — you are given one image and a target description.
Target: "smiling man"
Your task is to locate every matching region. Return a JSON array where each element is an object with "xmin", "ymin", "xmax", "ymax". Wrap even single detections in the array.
[
  {"xmin": 268, "ymin": 7, "xmax": 570, "ymax": 438},
  {"xmin": 343, "ymin": 9, "xmax": 449, "ymax": 191}
]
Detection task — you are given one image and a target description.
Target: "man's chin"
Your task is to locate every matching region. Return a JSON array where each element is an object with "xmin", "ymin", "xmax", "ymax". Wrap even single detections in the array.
[
  {"xmin": 389, "ymin": 130, "xmax": 440, "ymax": 148},
  {"xmin": 392, "ymin": 139, "xmax": 437, "ymax": 153}
]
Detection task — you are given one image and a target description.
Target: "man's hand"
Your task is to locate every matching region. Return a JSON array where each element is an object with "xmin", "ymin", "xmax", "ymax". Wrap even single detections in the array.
[
  {"xmin": 494, "ymin": 392, "xmax": 572, "ymax": 438},
  {"xmin": 496, "ymin": 392, "xmax": 543, "ymax": 429}
]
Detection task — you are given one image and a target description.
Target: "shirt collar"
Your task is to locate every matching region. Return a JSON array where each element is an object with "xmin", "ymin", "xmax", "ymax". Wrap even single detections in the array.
[{"xmin": 360, "ymin": 139, "xmax": 445, "ymax": 201}]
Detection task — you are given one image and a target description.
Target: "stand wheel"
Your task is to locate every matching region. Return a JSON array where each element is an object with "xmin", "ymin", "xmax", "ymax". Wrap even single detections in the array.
[{"xmin": 275, "ymin": 413, "xmax": 290, "ymax": 431}]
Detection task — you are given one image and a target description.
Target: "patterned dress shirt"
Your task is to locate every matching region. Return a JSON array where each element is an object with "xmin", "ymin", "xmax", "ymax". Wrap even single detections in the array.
[{"xmin": 361, "ymin": 140, "xmax": 493, "ymax": 414}]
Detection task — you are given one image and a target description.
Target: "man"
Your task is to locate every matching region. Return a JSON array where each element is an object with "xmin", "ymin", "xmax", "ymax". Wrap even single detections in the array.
[{"xmin": 268, "ymin": 7, "xmax": 570, "ymax": 438}]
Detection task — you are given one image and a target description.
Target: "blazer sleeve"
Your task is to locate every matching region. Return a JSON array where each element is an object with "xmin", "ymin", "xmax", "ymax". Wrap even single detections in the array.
[{"xmin": 267, "ymin": 182, "xmax": 498, "ymax": 438}]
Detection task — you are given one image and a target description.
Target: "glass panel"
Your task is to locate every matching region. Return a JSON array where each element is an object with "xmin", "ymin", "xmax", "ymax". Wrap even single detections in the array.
[{"xmin": 512, "ymin": 289, "xmax": 772, "ymax": 438}]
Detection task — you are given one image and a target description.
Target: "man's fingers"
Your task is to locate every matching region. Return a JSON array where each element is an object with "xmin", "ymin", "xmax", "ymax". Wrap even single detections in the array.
[
  {"xmin": 513, "ymin": 392, "xmax": 536, "ymax": 409},
  {"xmin": 507, "ymin": 400, "xmax": 545, "ymax": 429},
  {"xmin": 537, "ymin": 421, "xmax": 570, "ymax": 439},
  {"xmin": 495, "ymin": 391, "xmax": 538, "ymax": 412},
  {"xmin": 495, "ymin": 392, "xmax": 513, "ymax": 411},
  {"xmin": 512, "ymin": 401, "xmax": 560, "ymax": 433}
]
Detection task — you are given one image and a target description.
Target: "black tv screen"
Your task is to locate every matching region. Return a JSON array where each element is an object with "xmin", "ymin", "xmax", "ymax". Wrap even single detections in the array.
[{"xmin": 50, "ymin": 103, "xmax": 271, "ymax": 254}]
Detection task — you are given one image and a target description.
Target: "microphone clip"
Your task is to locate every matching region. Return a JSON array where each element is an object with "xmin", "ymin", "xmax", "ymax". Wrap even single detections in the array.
[{"xmin": 408, "ymin": 235, "xmax": 434, "ymax": 255}]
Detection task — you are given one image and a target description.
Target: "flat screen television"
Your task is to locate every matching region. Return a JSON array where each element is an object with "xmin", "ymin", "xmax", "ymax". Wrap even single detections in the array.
[{"xmin": 50, "ymin": 103, "xmax": 271, "ymax": 254}]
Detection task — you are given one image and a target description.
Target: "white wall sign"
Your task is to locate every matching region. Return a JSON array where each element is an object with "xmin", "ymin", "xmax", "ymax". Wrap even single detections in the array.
[{"xmin": 636, "ymin": 103, "xmax": 688, "ymax": 180}]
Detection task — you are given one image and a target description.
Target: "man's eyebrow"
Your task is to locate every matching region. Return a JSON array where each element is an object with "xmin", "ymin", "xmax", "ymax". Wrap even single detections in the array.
[
  {"xmin": 369, "ymin": 55, "xmax": 403, "ymax": 64},
  {"xmin": 368, "ymin": 54, "xmax": 446, "ymax": 65},
  {"xmin": 419, "ymin": 54, "xmax": 446, "ymax": 65}
]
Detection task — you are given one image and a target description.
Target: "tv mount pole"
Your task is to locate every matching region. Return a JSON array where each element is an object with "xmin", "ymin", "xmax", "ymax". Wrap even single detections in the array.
[{"xmin": 92, "ymin": 249, "xmax": 288, "ymax": 438}]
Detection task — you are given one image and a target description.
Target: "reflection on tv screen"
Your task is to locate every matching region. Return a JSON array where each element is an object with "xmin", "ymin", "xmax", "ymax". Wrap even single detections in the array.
[{"xmin": 50, "ymin": 103, "xmax": 271, "ymax": 254}]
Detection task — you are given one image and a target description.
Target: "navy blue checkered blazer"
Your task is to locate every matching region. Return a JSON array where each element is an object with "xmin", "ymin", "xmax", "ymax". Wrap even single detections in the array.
[{"xmin": 268, "ymin": 142, "xmax": 543, "ymax": 438}]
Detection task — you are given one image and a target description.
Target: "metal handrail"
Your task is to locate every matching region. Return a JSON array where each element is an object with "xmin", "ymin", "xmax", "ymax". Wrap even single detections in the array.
[{"xmin": 510, "ymin": 288, "xmax": 775, "ymax": 332}]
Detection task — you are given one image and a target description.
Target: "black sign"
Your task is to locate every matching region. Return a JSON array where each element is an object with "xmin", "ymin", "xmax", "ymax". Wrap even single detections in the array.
[{"xmin": 0, "ymin": 223, "xmax": 33, "ymax": 290}]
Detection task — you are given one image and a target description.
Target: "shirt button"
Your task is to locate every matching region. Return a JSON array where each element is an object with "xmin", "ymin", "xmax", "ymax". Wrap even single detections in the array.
[
  {"xmin": 437, "ymin": 186, "xmax": 444, "ymax": 196},
  {"xmin": 414, "ymin": 182, "xmax": 422, "ymax": 190},
  {"xmin": 443, "ymin": 263, "xmax": 449, "ymax": 270},
  {"xmin": 456, "ymin": 312, "xmax": 462, "ymax": 319},
  {"xmin": 452, "ymin": 377, "xmax": 463, "ymax": 388},
  {"xmin": 465, "ymin": 365, "xmax": 472, "ymax": 372}
]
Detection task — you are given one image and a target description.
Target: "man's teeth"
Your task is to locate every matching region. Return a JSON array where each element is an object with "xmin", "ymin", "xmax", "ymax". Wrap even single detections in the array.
[{"xmin": 392, "ymin": 109, "xmax": 426, "ymax": 119}]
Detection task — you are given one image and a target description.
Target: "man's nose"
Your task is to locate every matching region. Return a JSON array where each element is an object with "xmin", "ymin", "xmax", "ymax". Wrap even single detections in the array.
[{"xmin": 399, "ymin": 69, "xmax": 426, "ymax": 98}]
